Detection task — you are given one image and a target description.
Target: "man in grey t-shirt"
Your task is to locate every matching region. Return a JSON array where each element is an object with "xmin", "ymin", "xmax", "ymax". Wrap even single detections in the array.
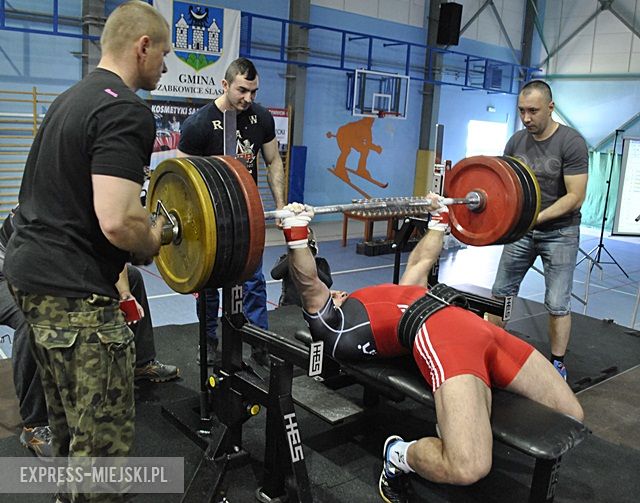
[{"xmin": 489, "ymin": 80, "xmax": 589, "ymax": 380}]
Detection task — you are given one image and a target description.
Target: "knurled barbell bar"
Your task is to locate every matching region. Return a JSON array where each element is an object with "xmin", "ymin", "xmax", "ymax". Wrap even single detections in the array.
[
  {"xmin": 263, "ymin": 193, "xmax": 483, "ymax": 220},
  {"xmin": 147, "ymin": 155, "xmax": 540, "ymax": 294}
]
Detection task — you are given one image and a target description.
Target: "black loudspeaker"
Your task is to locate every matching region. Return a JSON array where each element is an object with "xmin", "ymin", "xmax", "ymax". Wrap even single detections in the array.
[{"xmin": 437, "ymin": 2, "xmax": 463, "ymax": 45}]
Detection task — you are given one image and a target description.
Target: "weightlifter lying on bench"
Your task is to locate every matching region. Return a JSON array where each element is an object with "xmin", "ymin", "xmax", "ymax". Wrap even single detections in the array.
[{"xmin": 280, "ymin": 198, "xmax": 584, "ymax": 503}]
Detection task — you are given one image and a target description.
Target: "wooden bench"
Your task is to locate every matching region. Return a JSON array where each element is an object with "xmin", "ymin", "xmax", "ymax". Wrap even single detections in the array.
[{"xmin": 341, "ymin": 210, "xmax": 397, "ymax": 246}]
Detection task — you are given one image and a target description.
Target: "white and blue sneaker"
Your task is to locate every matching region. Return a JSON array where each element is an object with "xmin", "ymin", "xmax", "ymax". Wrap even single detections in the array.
[
  {"xmin": 379, "ymin": 435, "xmax": 408, "ymax": 503},
  {"xmin": 553, "ymin": 360, "xmax": 568, "ymax": 381}
]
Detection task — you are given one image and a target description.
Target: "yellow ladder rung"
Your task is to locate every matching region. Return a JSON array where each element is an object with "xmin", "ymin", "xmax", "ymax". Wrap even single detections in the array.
[
  {"xmin": 0, "ymin": 89, "xmax": 33, "ymax": 95},
  {"xmin": 0, "ymin": 119, "xmax": 32, "ymax": 124},
  {"xmin": 0, "ymin": 98, "xmax": 34, "ymax": 103}
]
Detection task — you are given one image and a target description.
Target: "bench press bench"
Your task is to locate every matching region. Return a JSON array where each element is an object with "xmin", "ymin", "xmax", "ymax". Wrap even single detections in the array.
[
  {"xmin": 339, "ymin": 357, "xmax": 587, "ymax": 503},
  {"xmin": 290, "ymin": 284, "xmax": 589, "ymax": 503},
  {"xmin": 293, "ymin": 329, "xmax": 588, "ymax": 503}
]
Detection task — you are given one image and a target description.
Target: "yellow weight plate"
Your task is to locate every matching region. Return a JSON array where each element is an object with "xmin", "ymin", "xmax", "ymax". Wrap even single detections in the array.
[{"xmin": 147, "ymin": 158, "xmax": 217, "ymax": 294}]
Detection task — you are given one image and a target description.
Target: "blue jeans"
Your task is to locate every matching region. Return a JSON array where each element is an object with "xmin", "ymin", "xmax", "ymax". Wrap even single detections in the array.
[
  {"xmin": 197, "ymin": 258, "xmax": 268, "ymax": 342},
  {"xmin": 492, "ymin": 225, "xmax": 580, "ymax": 316}
]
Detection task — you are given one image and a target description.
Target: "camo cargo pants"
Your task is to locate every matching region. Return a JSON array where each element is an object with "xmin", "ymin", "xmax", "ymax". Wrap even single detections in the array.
[{"xmin": 10, "ymin": 286, "xmax": 135, "ymax": 502}]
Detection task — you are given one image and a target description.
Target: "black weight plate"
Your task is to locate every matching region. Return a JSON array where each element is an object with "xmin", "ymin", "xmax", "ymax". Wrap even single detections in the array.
[
  {"xmin": 202, "ymin": 156, "xmax": 250, "ymax": 286},
  {"xmin": 190, "ymin": 157, "xmax": 235, "ymax": 287}
]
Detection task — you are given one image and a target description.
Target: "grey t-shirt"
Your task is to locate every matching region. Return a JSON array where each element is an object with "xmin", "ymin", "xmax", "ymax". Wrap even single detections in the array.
[{"xmin": 504, "ymin": 124, "xmax": 588, "ymax": 231}]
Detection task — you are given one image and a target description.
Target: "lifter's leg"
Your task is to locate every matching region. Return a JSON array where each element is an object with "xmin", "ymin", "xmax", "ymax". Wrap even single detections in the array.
[
  {"xmin": 505, "ymin": 349, "xmax": 583, "ymax": 421},
  {"xmin": 400, "ymin": 375, "xmax": 493, "ymax": 485}
]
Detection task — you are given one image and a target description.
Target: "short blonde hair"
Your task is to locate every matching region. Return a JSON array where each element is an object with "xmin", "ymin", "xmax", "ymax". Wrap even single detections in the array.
[{"xmin": 101, "ymin": 1, "xmax": 169, "ymax": 54}]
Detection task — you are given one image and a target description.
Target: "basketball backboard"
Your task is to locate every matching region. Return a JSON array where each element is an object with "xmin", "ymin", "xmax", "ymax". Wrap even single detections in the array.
[{"xmin": 348, "ymin": 69, "xmax": 409, "ymax": 119}]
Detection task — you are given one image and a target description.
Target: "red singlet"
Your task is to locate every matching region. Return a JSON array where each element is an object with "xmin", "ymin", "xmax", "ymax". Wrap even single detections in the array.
[
  {"xmin": 413, "ymin": 306, "xmax": 534, "ymax": 392},
  {"xmin": 349, "ymin": 284, "xmax": 426, "ymax": 357},
  {"xmin": 350, "ymin": 284, "xmax": 534, "ymax": 392}
]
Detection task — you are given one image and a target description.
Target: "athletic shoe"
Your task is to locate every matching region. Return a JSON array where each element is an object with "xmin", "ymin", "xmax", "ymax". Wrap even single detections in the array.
[
  {"xmin": 196, "ymin": 339, "xmax": 219, "ymax": 366},
  {"xmin": 20, "ymin": 425, "xmax": 53, "ymax": 458},
  {"xmin": 553, "ymin": 360, "xmax": 567, "ymax": 381},
  {"xmin": 135, "ymin": 360, "xmax": 180, "ymax": 382},
  {"xmin": 379, "ymin": 435, "xmax": 408, "ymax": 503}
]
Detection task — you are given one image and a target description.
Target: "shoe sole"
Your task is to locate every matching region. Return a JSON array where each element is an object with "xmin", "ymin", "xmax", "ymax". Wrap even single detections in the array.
[
  {"xmin": 20, "ymin": 438, "xmax": 53, "ymax": 460},
  {"xmin": 379, "ymin": 435, "xmax": 405, "ymax": 503},
  {"xmin": 378, "ymin": 470, "xmax": 394, "ymax": 503},
  {"xmin": 134, "ymin": 371, "xmax": 180, "ymax": 383}
]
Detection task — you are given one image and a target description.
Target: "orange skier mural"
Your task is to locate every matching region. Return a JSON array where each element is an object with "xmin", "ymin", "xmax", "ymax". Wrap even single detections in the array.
[{"xmin": 326, "ymin": 116, "xmax": 388, "ymax": 198}]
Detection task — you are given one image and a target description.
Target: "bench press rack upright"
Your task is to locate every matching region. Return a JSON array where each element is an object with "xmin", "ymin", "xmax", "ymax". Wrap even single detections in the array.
[{"xmin": 161, "ymin": 283, "xmax": 318, "ymax": 503}]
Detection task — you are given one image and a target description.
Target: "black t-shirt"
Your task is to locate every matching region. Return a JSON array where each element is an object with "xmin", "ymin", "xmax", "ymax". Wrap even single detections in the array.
[
  {"xmin": 178, "ymin": 101, "xmax": 276, "ymax": 182},
  {"xmin": 4, "ymin": 68, "xmax": 155, "ymax": 298}
]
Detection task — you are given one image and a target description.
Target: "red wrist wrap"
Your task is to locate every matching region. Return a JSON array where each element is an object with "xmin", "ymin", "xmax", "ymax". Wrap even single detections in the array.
[{"xmin": 284, "ymin": 226, "xmax": 309, "ymax": 242}]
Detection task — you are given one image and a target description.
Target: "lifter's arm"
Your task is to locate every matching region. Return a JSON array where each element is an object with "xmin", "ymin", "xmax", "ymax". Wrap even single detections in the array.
[
  {"xmin": 289, "ymin": 247, "xmax": 331, "ymax": 313},
  {"xmin": 399, "ymin": 229, "xmax": 445, "ymax": 286},
  {"xmin": 400, "ymin": 196, "xmax": 448, "ymax": 286},
  {"xmin": 281, "ymin": 203, "xmax": 331, "ymax": 313}
]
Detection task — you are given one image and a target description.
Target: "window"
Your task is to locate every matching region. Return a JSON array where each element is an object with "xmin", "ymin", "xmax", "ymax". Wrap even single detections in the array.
[{"xmin": 466, "ymin": 120, "xmax": 508, "ymax": 157}]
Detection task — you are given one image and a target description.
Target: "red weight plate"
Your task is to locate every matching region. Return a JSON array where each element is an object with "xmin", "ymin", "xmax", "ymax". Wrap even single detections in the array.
[
  {"xmin": 218, "ymin": 156, "xmax": 266, "ymax": 282},
  {"xmin": 444, "ymin": 156, "xmax": 523, "ymax": 246}
]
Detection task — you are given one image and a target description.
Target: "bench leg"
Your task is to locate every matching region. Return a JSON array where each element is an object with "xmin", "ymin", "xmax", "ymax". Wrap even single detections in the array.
[
  {"xmin": 529, "ymin": 457, "xmax": 562, "ymax": 503},
  {"xmin": 342, "ymin": 215, "xmax": 348, "ymax": 247},
  {"xmin": 386, "ymin": 218, "xmax": 395, "ymax": 241},
  {"xmin": 365, "ymin": 220, "xmax": 373, "ymax": 242}
]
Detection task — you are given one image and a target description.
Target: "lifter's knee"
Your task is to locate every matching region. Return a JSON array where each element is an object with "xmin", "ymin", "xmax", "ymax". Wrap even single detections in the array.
[
  {"xmin": 562, "ymin": 396, "xmax": 584, "ymax": 423},
  {"xmin": 444, "ymin": 455, "xmax": 492, "ymax": 486},
  {"xmin": 485, "ymin": 312, "xmax": 505, "ymax": 328},
  {"xmin": 410, "ymin": 438, "xmax": 491, "ymax": 485}
]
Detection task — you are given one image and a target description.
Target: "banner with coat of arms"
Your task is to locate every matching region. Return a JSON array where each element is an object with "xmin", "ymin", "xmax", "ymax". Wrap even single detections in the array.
[{"xmin": 152, "ymin": 0, "xmax": 240, "ymax": 99}]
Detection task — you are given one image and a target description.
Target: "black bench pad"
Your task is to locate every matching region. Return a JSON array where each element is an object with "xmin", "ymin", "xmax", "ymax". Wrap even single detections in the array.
[{"xmin": 339, "ymin": 356, "xmax": 589, "ymax": 460}]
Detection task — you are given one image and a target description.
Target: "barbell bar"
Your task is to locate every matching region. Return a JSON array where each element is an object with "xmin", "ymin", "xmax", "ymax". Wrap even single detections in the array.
[
  {"xmin": 157, "ymin": 193, "xmax": 485, "ymax": 243},
  {"xmin": 147, "ymin": 155, "xmax": 540, "ymax": 294},
  {"xmin": 263, "ymin": 192, "xmax": 483, "ymax": 220}
]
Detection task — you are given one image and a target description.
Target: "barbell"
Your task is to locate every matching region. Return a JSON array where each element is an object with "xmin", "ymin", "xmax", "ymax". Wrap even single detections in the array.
[{"xmin": 147, "ymin": 155, "xmax": 540, "ymax": 294}]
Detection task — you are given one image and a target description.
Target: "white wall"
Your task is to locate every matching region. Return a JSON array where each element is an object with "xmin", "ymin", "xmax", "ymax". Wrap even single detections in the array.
[
  {"xmin": 312, "ymin": 0, "xmax": 426, "ymax": 27},
  {"xmin": 457, "ymin": 0, "xmax": 525, "ymax": 52},
  {"xmin": 543, "ymin": 0, "xmax": 640, "ymax": 74}
]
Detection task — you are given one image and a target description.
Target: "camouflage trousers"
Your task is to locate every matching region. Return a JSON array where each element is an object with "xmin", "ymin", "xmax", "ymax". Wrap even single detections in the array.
[{"xmin": 10, "ymin": 285, "xmax": 135, "ymax": 503}]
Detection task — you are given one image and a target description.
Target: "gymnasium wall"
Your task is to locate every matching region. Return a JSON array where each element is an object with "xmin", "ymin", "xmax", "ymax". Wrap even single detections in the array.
[{"xmin": 0, "ymin": 0, "xmax": 529, "ymax": 211}]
